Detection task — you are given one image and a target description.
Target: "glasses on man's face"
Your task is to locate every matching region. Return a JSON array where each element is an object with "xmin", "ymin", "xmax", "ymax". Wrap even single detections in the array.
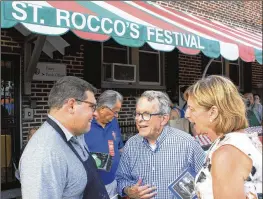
[
  {"xmin": 103, "ymin": 106, "xmax": 120, "ymax": 117},
  {"xmin": 133, "ymin": 111, "xmax": 163, "ymax": 121},
  {"xmin": 75, "ymin": 99, "xmax": 97, "ymax": 112}
]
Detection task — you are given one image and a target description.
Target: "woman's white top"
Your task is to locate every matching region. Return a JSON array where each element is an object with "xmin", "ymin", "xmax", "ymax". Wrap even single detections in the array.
[{"xmin": 195, "ymin": 132, "xmax": 262, "ymax": 199}]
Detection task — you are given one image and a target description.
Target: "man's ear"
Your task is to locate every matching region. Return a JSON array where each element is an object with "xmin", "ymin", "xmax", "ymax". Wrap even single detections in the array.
[
  {"xmin": 66, "ymin": 98, "xmax": 76, "ymax": 114},
  {"xmin": 100, "ymin": 106, "xmax": 105, "ymax": 111},
  {"xmin": 161, "ymin": 114, "xmax": 170, "ymax": 126},
  {"xmin": 96, "ymin": 107, "xmax": 103, "ymax": 115}
]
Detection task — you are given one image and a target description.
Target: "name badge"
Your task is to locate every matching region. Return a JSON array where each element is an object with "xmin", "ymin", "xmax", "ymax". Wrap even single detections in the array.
[{"xmin": 108, "ymin": 140, "xmax": 115, "ymax": 156}]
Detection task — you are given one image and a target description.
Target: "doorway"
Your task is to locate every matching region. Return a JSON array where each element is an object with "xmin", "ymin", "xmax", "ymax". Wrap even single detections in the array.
[{"xmin": 1, "ymin": 54, "xmax": 21, "ymax": 190}]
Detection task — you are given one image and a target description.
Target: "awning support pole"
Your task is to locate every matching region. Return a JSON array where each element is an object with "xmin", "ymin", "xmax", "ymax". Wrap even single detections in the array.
[
  {"xmin": 202, "ymin": 58, "xmax": 214, "ymax": 79},
  {"xmin": 24, "ymin": 35, "xmax": 46, "ymax": 95},
  {"xmin": 25, "ymin": 33, "xmax": 38, "ymax": 43}
]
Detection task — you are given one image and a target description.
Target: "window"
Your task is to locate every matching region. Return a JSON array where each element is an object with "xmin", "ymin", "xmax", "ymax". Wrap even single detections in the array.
[
  {"xmin": 101, "ymin": 40, "xmax": 165, "ymax": 89},
  {"xmin": 205, "ymin": 56, "xmax": 223, "ymax": 76},
  {"xmin": 1, "ymin": 54, "xmax": 21, "ymax": 188},
  {"xmin": 139, "ymin": 44, "xmax": 161, "ymax": 85},
  {"xmin": 102, "ymin": 39, "xmax": 129, "ymax": 64},
  {"xmin": 102, "ymin": 39, "xmax": 131, "ymax": 82},
  {"xmin": 229, "ymin": 59, "xmax": 242, "ymax": 90},
  {"xmin": 202, "ymin": 55, "xmax": 243, "ymax": 91}
]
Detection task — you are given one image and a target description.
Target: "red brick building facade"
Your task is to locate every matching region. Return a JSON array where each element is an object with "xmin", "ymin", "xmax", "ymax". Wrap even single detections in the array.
[
  {"xmin": 1, "ymin": 1, "xmax": 262, "ymax": 191},
  {"xmin": 158, "ymin": 1, "xmax": 262, "ymax": 88},
  {"xmin": 1, "ymin": 1, "xmax": 262, "ymax": 144}
]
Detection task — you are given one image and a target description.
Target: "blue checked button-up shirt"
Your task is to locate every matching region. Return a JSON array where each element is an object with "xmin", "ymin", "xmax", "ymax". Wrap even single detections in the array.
[{"xmin": 116, "ymin": 125, "xmax": 206, "ymax": 199}]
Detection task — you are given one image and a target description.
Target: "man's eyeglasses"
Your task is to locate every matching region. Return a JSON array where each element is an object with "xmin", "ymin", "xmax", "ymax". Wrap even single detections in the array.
[
  {"xmin": 75, "ymin": 99, "xmax": 97, "ymax": 112},
  {"xmin": 103, "ymin": 106, "xmax": 120, "ymax": 117},
  {"xmin": 133, "ymin": 111, "xmax": 163, "ymax": 121}
]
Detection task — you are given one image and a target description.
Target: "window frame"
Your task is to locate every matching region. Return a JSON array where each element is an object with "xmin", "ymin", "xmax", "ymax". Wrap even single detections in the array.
[
  {"xmin": 203, "ymin": 56, "xmax": 243, "ymax": 91},
  {"xmin": 101, "ymin": 41, "xmax": 166, "ymax": 89},
  {"xmin": 138, "ymin": 49, "xmax": 161, "ymax": 86},
  {"xmin": 205, "ymin": 56, "xmax": 224, "ymax": 76},
  {"xmin": 227, "ymin": 58, "xmax": 243, "ymax": 91},
  {"xmin": 101, "ymin": 42, "xmax": 131, "ymax": 84},
  {"xmin": 101, "ymin": 42, "xmax": 130, "ymax": 65}
]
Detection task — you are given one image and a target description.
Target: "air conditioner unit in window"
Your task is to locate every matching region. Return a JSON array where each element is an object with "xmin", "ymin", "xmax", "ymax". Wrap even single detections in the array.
[{"xmin": 104, "ymin": 63, "xmax": 136, "ymax": 83}]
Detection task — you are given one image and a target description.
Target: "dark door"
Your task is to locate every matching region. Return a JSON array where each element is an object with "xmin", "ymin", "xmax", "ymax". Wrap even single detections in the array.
[{"xmin": 1, "ymin": 54, "xmax": 21, "ymax": 190}]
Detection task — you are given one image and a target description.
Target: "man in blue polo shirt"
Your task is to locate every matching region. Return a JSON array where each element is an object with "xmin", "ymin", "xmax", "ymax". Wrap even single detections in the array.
[{"xmin": 84, "ymin": 90, "xmax": 124, "ymax": 199}]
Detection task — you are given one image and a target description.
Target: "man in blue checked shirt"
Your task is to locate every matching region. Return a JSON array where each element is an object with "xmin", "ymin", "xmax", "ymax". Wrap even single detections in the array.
[{"xmin": 116, "ymin": 90, "xmax": 205, "ymax": 199}]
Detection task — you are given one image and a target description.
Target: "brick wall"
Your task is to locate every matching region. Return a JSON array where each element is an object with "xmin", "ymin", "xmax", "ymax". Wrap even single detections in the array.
[
  {"xmin": 252, "ymin": 62, "xmax": 263, "ymax": 88},
  {"xmin": 1, "ymin": 29, "xmax": 86, "ymax": 142},
  {"xmin": 157, "ymin": 1, "xmax": 263, "ymax": 88},
  {"xmin": 1, "ymin": 28, "xmax": 24, "ymax": 55},
  {"xmin": 1, "ymin": 2, "xmax": 262, "ymax": 142},
  {"xmin": 178, "ymin": 54, "xmax": 202, "ymax": 86},
  {"xmin": 21, "ymin": 35, "xmax": 86, "ymax": 142},
  {"xmin": 1, "ymin": 28, "xmax": 140, "ymax": 143},
  {"xmin": 156, "ymin": 1, "xmax": 262, "ymax": 33}
]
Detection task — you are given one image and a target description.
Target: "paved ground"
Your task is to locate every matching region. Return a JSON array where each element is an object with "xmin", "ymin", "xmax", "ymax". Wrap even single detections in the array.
[{"xmin": 1, "ymin": 188, "xmax": 21, "ymax": 199}]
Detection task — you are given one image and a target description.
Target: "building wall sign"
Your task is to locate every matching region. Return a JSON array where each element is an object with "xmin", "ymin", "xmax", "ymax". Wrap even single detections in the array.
[
  {"xmin": 3, "ymin": 1, "xmax": 206, "ymax": 50},
  {"xmin": 2, "ymin": 1, "xmax": 262, "ymax": 64},
  {"xmin": 33, "ymin": 62, "xmax": 66, "ymax": 81}
]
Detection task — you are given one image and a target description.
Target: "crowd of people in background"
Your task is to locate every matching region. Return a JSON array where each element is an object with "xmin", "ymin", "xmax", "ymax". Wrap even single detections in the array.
[
  {"xmin": 244, "ymin": 92, "xmax": 262, "ymax": 127},
  {"xmin": 17, "ymin": 75, "xmax": 262, "ymax": 199}
]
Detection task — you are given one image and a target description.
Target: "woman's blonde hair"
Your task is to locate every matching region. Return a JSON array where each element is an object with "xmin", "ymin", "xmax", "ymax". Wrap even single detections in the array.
[{"xmin": 184, "ymin": 75, "xmax": 248, "ymax": 135}]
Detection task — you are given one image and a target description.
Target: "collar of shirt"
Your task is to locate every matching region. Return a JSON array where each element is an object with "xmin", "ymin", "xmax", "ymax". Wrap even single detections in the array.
[
  {"xmin": 142, "ymin": 125, "xmax": 169, "ymax": 151},
  {"xmin": 70, "ymin": 135, "xmax": 88, "ymax": 150},
  {"xmin": 48, "ymin": 114, "xmax": 74, "ymax": 141},
  {"xmin": 92, "ymin": 118, "xmax": 114, "ymax": 129}
]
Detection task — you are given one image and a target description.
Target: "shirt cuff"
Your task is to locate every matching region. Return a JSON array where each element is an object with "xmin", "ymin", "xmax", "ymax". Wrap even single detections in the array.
[
  {"xmin": 122, "ymin": 187, "xmax": 127, "ymax": 197},
  {"xmin": 118, "ymin": 184, "xmax": 131, "ymax": 197}
]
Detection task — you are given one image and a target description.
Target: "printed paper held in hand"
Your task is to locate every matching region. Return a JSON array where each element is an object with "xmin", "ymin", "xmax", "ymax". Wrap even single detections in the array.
[
  {"xmin": 168, "ymin": 167, "xmax": 197, "ymax": 199},
  {"xmin": 110, "ymin": 194, "xmax": 118, "ymax": 199},
  {"xmin": 91, "ymin": 152, "xmax": 113, "ymax": 172}
]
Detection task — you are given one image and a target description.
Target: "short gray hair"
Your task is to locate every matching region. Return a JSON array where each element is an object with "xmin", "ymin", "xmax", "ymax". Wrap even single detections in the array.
[
  {"xmin": 97, "ymin": 90, "xmax": 123, "ymax": 109},
  {"xmin": 48, "ymin": 76, "xmax": 96, "ymax": 109},
  {"xmin": 139, "ymin": 90, "xmax": 172, "ymax": 115}
]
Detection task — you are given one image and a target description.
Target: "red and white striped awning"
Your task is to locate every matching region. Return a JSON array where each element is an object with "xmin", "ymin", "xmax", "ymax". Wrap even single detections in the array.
[{"xmin": 1, "ymin": 1, "xmax": 262, "ymax": 64}]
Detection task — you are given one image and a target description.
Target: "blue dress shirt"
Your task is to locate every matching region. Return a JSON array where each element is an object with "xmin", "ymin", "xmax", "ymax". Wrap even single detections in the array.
[{"xmin": 116, "ymin": 125, "xmax": 206, "ymax": 199}]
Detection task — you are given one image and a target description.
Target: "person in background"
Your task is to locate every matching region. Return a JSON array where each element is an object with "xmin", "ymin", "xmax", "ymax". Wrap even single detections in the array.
[
  {"xmin": 20, "ymin": 128, "xmax": 38, "ymax": 157},
  {"xmin": 84, "ymin": 90, "xmax": 124, "ymax": 199},
  {"xmin": 169, "ymin": 99, "xmax": 190, "ymax": 133},
  {"xmin": 19, "ymin": 76, "xmax": 109, "ymax": 199},
  {"xmin": 179, "ymin": 85, "xmax": 189, "ymax": 111},
  {"xmin": 116, "ymin": 90, "xmax": 205, "ymax": 199},
  {"xmin": 244, "ymin": 92, "xmax": 262, "ymax": 126},
  {"xmin": 170, "ymin": 97, "xmax": 212, "ymax": 151},
  {"xmin": 254, "ymin": 93, "xmax": 262, "ymax": 105},
  {"xmin": 1, "ymin": 104, "xmax": 9, "ymax": 129},
  {"xmin": 185, "ymin": 75, "xmax": 262, "ymax": 199}
]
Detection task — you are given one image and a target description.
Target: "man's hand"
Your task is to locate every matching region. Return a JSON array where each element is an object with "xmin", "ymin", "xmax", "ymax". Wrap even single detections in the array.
[{"xmin": 124, "ymin": 179, "xmax": 157, "ymax": 199}]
